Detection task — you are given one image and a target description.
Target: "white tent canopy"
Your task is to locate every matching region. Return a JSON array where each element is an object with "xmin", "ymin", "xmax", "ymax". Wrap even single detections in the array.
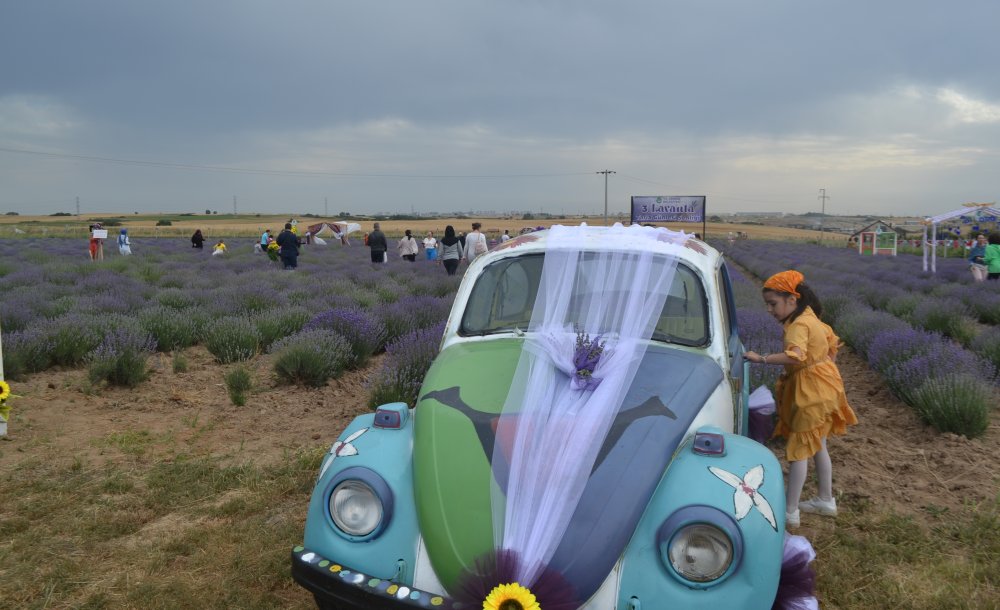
[
  {"xmin": 307, "ymin": 221, "xmax": 361, "ymax": 245},
  {"xmin": 921, "ymin": 203, "xmax": 1000, "ymax": 272}
]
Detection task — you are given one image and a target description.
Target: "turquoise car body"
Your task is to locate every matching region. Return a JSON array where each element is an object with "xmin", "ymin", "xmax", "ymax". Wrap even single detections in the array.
[{"xmin": 292, "ymin": 231, "xmax": 785, "ymax": 609}]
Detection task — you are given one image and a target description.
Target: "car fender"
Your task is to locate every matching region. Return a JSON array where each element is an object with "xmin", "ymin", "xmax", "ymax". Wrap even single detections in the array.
[
  {"xmin": 617, "ymin": 428, "xmax": 785, "ymax": 609},
  {"xmin": 302, "ymin": 403, "xmax": 421, "ymax": 583}
]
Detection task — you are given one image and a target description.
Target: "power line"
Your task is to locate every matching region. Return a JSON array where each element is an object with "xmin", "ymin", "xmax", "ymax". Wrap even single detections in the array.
[{"xmin": 0, "ymin": 146, "xmax": 593, "ymax": 180}]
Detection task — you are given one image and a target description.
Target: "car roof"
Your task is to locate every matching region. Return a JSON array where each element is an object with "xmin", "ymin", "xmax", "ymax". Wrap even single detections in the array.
[{"xmin": 486, "ymin": 224, "xmax": 722, "ymax": 277}]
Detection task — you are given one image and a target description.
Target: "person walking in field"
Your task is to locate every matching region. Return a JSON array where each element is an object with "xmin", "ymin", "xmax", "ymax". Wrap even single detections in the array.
[
  {"xmin": 968, "ymin": 234, "xmax": 988, "ymax": 282},
  {"xmin": 744, "ymin": 270, "xmax": 857, "ymax": 528},
  {"xmin": 276, "ymin": 222, "xmax": 300, "ymax": 269},
  {"xmin": 983, "ymin": 233, "xmax": 1000, "ymax": 281},
  {"xmin": 423, "ymin": 231, "xmax": 438, "ymax": 260},
  {"xmin": 191, "ymin": 229, "xmax": 205, "ymax": 249},
  {"xmin": 438, "ymin": 225, "xmax": 464, "ymax": 276},
  {"xmin": 117, "ymin": 228, "xmax": 132, "ymax": 255},
  {"xmin": 464, "ymin": 222, "xmax": 488, "ymax": 263},
  {"xmin": 368, "ymin": 223, "xmax": 388, "ymax": 263},
  {"xmin": 212, "ymin": 239, "xmax": 227, "ymax": 256},
  {"xmin": 397, "ymin": 229, "xmax": 419, "ymax": 262}
]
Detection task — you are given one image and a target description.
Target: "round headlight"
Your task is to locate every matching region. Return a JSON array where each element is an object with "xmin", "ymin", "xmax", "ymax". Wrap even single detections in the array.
[
  {"xmin": 329, "ymin": 480, "xmax": 383, "ymax": 537},
  {"xmin": 667, "ymin": 523, "xmax": 734, "ymax": 582}
]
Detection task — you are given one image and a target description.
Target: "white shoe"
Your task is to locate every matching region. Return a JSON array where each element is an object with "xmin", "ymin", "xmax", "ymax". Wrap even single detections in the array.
[
  {"xmin": 799, "ymin": 496, "xmax": 838, "ymax": 517},
  {"xmin": 785, "ymin": 509, "xmax": 800, "ymax": 528}
]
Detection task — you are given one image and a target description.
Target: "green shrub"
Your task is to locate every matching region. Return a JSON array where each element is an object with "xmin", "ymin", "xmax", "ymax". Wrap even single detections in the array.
[
  {"xmin": 910, "ymin": 375, "xmax": 992, "ymax": 438},
  {"xmin": 155, "ymin": 220, "xmax": 172, "ymax": 226},
  {"xmin": 156, "ymin": 288, "xmax": 197, "ymax": 309},
  {"xmin": 253, "ymin": 307, "xmax": 310, "ymax": 351},
  {"xmin": 270, "ymin": 330, "xmax": 352, "ymax": 387},
  {"xmin": 172, "ymin": 351, "xmax": 189, "ymax": 373},
  {"xmin": 366, "ymin": 323, "xmax": 443, "ymax": 409},
  {"xmin": 139, "ymin": 306, "xmax": 199, "ymax": 351},
  {"xmin": 224, "ymin": 365, "xmax": 253, "ymax": 406},
  {"xmin": 204, "ymin": 317, "xmax": 260, "ymax": 363},
  {"xmin": 970, "ymin": 328, "xmax": 1000, "ymax": 370},
  {"xmin": 47, "ymin": 317, "xmax": 104, "ymax": 366},
  {"xmin": 88, "ymin": 325, "xmax": 157, "ymax": 388},
  {"xmin": 912, "ymin": 301, "xmax": 976, "ymax": 345},
  {"xmin": 3, "ymin": 328, "xmax": 52, "ymax": 380}
]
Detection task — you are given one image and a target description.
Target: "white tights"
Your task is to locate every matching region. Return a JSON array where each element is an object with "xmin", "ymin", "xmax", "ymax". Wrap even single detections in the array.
[{"xmin": 787, "ymin": 437, "xmax": 833, "ymax": 509}]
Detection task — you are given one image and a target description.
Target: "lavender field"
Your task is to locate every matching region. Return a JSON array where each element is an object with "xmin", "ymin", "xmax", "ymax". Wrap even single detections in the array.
[
  {"xmin": 722, "ymin": 241, "xmax": 1000, "ymax": 438},
  {"xmin": 0, "ymin": 237, "xmax": 457, "ymax": 406},
  {"xmin": 1, "ymin": 236, "xmax": 998, "ymax": 608}
]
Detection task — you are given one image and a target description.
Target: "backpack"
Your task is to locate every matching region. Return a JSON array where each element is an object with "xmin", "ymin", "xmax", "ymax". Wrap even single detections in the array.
[{"xmin": 474, "ymin": 233, "xmax": 488, "ymax": 255}]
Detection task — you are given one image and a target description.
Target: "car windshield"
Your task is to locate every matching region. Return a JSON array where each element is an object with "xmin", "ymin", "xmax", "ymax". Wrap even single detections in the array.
[{"xmin": 459, "ymin": 252, "xmax": 709, "ymax": 346}]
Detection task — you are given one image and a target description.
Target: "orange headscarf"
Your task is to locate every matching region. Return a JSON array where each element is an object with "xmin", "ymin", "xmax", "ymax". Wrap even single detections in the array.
[{"xmin": 763, "ymin": 270, "xmax": 804, "ymax": 297}]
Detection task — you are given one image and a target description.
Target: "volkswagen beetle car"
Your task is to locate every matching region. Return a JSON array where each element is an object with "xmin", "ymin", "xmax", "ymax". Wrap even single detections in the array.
[{"xmin": 292, "ymin": 225, "xmax": 787, "ymax": 609}]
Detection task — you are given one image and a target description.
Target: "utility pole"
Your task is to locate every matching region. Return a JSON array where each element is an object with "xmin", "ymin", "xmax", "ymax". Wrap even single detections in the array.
[
  {"xmin": 597, "ymin": 170, "xmax": 616, "ymax": 225},
  {"xmin": 818, "ymin": 188, "xmax": 830, "ymax": 238},
  {"xmin": 233, "ymin": 195, "xmax": 237, "ymax": 215},
  {"xmin": 76, "ymin": 196, "xmax": 80, "ymax": 218}
]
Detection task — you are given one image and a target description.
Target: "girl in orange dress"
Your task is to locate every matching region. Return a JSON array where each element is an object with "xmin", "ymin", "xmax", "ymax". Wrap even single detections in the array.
[{"xmin": 745, "ymin": 270, "xmax": 857, "ymax": 528}]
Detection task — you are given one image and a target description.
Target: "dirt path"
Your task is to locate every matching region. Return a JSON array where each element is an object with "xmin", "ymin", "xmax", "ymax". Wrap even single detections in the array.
[
  {"xmin": 0, "ymin": 347, "xmax": 378, "ymax": 468},
  {"xmin": 4, "ymin": 342, "xmax": 996, "ymax": 521}
]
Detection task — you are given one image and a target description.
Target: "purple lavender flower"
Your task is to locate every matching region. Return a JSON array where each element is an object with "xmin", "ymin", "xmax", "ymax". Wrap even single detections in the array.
[
  {"xmin": 305, "ymin": 307, "xmax": 388, "ymax": 367},
  {"xmin": 572, "ymin": 330, "xmax": 606, "ymax": 391},
  {"xmin": 367, "ymin": 322, "xmax": 445, "ymax": 408}
]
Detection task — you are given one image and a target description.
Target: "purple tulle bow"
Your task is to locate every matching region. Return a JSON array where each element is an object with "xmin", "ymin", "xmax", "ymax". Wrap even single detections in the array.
[{"xmin": 773, "ymin": 533, "xmax": 819, "ymax": 610}]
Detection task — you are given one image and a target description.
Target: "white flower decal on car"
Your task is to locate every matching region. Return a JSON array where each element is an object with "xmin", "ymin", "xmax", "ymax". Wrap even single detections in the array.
[
  {"xmin": 709, "ymin": 465, "xmax": 777, "ymax": 531},
  {"xmin": 319, "ymin": 428, "xmax": 369, "ymax": 478}
]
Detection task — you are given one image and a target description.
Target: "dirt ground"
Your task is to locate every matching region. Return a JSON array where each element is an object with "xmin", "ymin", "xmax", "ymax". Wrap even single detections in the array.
[{"xmin": 3, "ymin": 344, "xmax": 997, "ymax": 523}]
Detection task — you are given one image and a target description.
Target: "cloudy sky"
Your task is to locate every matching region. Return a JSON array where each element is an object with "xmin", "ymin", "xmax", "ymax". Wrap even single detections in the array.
[{"xmin": 2, "ymin": 1, "xmax": 999, "ymax": 217}]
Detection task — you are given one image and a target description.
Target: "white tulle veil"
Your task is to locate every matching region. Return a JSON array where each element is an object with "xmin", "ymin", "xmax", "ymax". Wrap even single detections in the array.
[{"xmin": 490, "ymin": 222, "xmax": 690, "ymax": 587}]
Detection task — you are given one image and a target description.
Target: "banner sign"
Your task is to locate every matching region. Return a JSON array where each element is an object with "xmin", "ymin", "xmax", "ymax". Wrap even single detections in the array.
[{"xmin": 631, "ymin": 196, "xmax": 706, "ymax": 223}]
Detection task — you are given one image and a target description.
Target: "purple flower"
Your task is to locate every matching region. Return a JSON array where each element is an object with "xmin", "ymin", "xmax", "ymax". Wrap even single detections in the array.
[{"xmin": 572, "ymin": 330, "xmax": 606, "ymax": 391}]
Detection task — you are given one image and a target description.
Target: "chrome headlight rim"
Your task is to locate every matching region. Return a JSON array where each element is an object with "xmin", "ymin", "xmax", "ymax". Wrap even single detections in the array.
[
  {"xmin": 656, "ymin": 505, "xmax": 743, "ymax": 588},
  {"xmin": 324, "ymin": 466, "xmax": 394, "ymax": 542}
]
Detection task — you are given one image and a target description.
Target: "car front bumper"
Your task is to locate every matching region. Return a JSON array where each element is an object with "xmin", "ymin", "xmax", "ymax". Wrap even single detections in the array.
[{"xmin": 291, "ymin": 546, "xmax": 459, "ymax": 609}]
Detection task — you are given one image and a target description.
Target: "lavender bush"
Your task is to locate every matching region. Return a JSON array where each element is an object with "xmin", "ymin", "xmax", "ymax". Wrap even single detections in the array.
[
  {"xmin": 46, "ymin": 314, "xmax": 106, "ymax": 366},
  {"xmin": 204, "ymin": 316, "xmax": 261, "ymax": 363},
  {"xmin": 909, "ymin": 375, "xmax": 993, "ymax": 437},
  {"xmin": 970, "ymin": 328, "xmax": 1000, "ymax": 370},
  {"xmin": 224, "ymin": 365, "xmax": 253, "ymax": 406},
  {"xmin": 139, "ymin": 306, "xmax": 201, "ymax": 351},
  {"xmin": 253, "ymin": 307, "xmax": 311, "ymax": 350},
  {"xmin": 88, "ymin": 324, "xmax": 157, "ymax": 387},
  {"xmin": 2, "ymin": 328, "xmax": 54, "ymax": 380},
  {"xmin": 304, "ymin": 307, "xmax": 387, "ymax": 368},
  {"xmin": 270, "ymin": 329, "xmax": 353, "ymax": 387},
  {"xmin": 367, "ymin": 323, "xmax": 445, "ymax": 409},
  {"xmin": 910, "ymin": 300, "xmax": 976, "ymax": 346}
]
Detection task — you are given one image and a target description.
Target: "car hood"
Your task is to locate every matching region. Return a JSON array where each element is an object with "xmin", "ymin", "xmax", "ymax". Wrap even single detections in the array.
[{"xmin": 413, "ymin": 336, "xmax": 724, "ymax": 600}]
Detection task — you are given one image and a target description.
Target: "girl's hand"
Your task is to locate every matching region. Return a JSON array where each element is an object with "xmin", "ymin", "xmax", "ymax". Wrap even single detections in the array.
[{"xmin": 745, "ymin": 350, "xmax": 762, "ymax": 363}]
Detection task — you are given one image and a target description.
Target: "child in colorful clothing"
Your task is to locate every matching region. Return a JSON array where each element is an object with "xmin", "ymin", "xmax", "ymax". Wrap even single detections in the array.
[
  {"xmin": 984, "ymin": 234, "xmax": 1000, "ymax": 281},
  {"xmin": 212, "ymin": 240, "xmax": 227, "ymax": 256},
  {"xmin": 744, "ymin": 270, "xmax": 857, "ymax": 528}
]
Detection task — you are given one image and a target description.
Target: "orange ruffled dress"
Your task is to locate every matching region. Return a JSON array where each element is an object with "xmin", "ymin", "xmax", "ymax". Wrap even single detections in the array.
[{"xmin": 773, "ymin": 306, "xmax": 858, "ymax": 461}]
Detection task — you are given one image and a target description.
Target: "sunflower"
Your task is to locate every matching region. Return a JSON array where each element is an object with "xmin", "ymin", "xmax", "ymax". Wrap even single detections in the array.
[
  {"xmin": 483, "ymin": 582, "xmax": 540, "ymax": 610},
  {"xmin": 0, "ymin": 380, "xmax": 10, "ymax": 402}
]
